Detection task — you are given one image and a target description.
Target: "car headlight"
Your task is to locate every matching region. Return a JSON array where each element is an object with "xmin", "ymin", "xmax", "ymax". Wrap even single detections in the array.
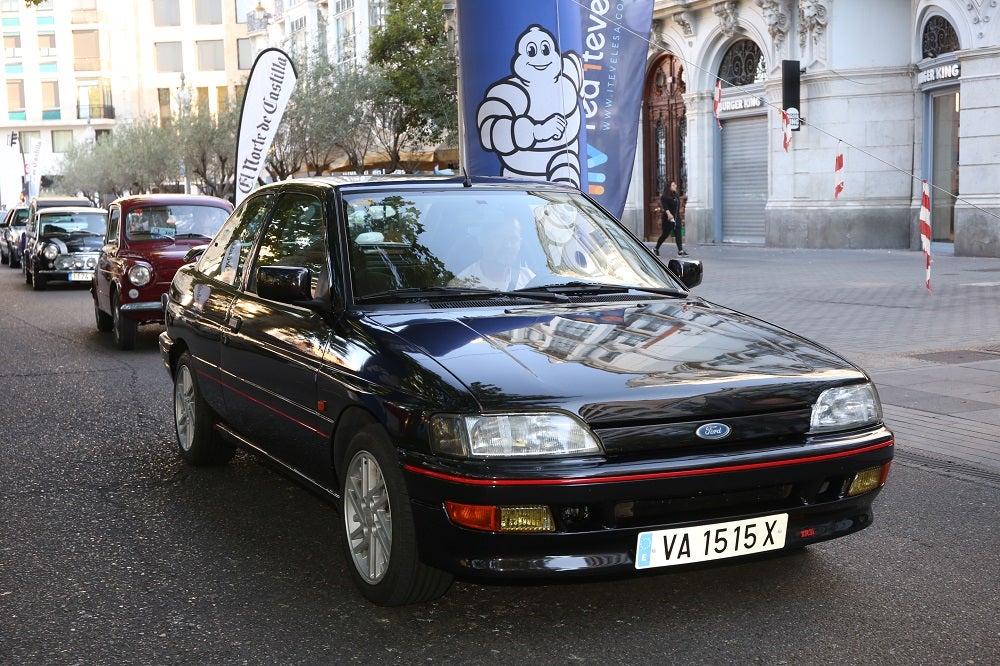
[
  {"xmin": 128, "ymin": 264, "xmax": 152, "ymax": 287},
  {"xmin": 42, "ymin": 243, "xmax": 59, "ymax": 260},
  {"xmin": 429, "ymin": 412, "xmax": 602, "ymax": 458},
  {"xmin": 810, "ymin": 383, "xmax": 881, "ymax": 433}
]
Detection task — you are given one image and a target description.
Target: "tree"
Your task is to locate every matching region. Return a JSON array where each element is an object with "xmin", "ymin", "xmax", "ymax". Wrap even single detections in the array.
[
  {"xmin": 177, "ymin": 98, "xmax": 240, "ymax": 199},
  {"xmin": 368, "ymin": 0, "xmax": 458, "ymax": 171},
  {"xmin": 58, "ymin": 118, "xmax": 180, "ymax": 200}
]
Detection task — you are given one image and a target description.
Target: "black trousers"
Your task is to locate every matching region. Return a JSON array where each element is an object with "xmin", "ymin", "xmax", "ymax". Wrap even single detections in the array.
[{"xmin": 656, "ymin": 216, "xmax": 683, "ymax": 251}]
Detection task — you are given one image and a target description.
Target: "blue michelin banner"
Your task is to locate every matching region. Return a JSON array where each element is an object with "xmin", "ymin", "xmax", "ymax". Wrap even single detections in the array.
[{"xmin": 457, "ymin": 0, "xmax": 654, "ymax": 219}]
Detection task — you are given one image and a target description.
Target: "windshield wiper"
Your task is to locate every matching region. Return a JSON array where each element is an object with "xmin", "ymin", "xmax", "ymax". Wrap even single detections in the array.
[
  {"xmin": 355, "ymin": 285, "xmax": 569, "ymax": 303},
  {"xmin": 175, "ymin": 233, "xmax": 212, "ymax": 239},
  {"xmin": 528, "ymin": 281, "xmax": 689, "ymax": 298}
]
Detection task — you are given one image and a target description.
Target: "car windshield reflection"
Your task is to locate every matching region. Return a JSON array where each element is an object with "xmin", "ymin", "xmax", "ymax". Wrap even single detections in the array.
[
  {"xmin": 125, "ymin": 205, "xmax": 230, "ymax": 242},
  {"xmin": 344, "ymin": 190, "xmax": 679, "ymax": 300}
]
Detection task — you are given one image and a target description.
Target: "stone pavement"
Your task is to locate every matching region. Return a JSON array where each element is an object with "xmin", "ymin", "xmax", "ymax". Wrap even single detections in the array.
[{"xmin": 656, "ymin": 242, "xmax": 1000, "ymax": 478}]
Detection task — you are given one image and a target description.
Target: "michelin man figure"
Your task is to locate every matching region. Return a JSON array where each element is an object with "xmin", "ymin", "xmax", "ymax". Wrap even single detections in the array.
[{"xmin": 477, "ymin": 25, "xmax": 583, "ymax": 187}]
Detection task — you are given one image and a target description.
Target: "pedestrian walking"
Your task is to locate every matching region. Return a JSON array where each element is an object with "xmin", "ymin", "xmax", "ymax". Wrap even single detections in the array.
[{"xmin": 655, "ymin": 181, "xmax": 688, "ymax": 256}]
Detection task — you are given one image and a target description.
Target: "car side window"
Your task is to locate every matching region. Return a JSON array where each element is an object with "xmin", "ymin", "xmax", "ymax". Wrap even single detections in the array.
[
  {"xmin": 107, "ymin": 208, "xmax": 120, "ymax": 243},
  {"xmin": 198, "ymin": 193, "xmax": 272, "ymax": 286},
  {"xmin": 249, "ymin": 192, "xmax": 328, "ymax": 298}
]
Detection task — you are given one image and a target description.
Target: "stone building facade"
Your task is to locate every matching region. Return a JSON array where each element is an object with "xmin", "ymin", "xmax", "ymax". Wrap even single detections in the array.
[{"xmin": 620, "ymin": 0, "xmax": 1000, "ymax": 257}]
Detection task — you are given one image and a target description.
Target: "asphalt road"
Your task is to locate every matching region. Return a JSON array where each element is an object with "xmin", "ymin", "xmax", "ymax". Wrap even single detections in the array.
[{"xmin": 1, "ymin": 255, "xmax": 997, "ymax": 665}]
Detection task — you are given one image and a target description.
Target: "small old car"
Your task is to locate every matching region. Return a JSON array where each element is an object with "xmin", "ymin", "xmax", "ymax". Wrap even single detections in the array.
[
  {"xmin": 22, "ymin": 206, "xmax": 107, "ymax": 291},
  {"xmin": 1, "ymin": 205, "xmax": 29, "ymax": 267},
  {"xmin": 92, "ymin": 193, "xmax": 233, "ymax": 350},
  {"xmin": 160, "ymin": 175, "xmax": 893, "ymax": 606}
]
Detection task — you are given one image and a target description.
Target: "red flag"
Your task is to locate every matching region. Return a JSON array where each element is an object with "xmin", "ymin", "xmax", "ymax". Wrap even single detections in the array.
[
  {"xmin": 713, "ymin": 78, "xmax": 722, "ymax": 130},
  {"xmin": 920, "ymin": 179, "xmax": 932, "ymax": 291},
  {"xmin": 834, "ymin": 141, "xmax": 844, "ymax": 198},
  {"xmin": 781, "ymin": 110, "xmax": 791, "ymax": 152}
]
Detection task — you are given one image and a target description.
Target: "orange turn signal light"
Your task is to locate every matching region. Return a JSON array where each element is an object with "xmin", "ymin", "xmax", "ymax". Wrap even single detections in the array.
[{"xmin": 445, "ymin": 501, "xmax": 555, "ymax": 533}]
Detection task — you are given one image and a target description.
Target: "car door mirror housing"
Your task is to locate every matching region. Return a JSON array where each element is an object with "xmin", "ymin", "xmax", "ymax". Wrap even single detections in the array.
[
  {"xmin": 257, "ymin": 265, "xmax": 313, "ymax": 304},
  {"xmin": 667, "ymin": 258, "xmax": 703, "ymax": 289},
  {"xmin": 184, "ymin": 245, "xmax": 208, "ymax": 264}
]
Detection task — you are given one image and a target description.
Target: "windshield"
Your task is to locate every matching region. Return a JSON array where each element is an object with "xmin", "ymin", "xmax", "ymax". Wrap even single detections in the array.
[
  {"xmin": 125, "ymin": 204, "xmax": 229, "ymax": 241},
  {"xmin": 38, "ymin": 212, "xmax": 106, "ymax": 236},
  {"xmin": 343, "ymin": 188, "xmax": 679, "ymax": 299}
]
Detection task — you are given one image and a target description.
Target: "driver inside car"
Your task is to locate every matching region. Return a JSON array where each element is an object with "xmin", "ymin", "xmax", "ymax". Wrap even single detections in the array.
[{"xmin": 449, "ymin": 214, "xmax": 535, "ymax": 290}]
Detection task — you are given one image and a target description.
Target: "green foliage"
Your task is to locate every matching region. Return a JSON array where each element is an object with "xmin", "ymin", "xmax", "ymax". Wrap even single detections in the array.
[{"xmin": 368, "ymin": 0, "xmax": 458, "ymax": 169}]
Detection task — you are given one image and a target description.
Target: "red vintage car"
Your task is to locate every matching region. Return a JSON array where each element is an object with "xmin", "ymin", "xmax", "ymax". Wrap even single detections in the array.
[{"xmin": 92, "ymin": 193, "xmax": 233, "ymax": 350}]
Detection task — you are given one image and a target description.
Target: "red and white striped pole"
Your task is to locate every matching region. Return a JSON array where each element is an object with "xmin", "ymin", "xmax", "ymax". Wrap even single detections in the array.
[{"xmin": 920, "ymin": 179, "xmax": 933, "ymax": 292}]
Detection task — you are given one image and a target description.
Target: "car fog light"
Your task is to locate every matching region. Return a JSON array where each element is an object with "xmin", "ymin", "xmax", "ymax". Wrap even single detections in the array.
[
  {"xmin": 847, "ymin": 463, "xmax": 891, "ymax": 496},
  {"xmin": 128, "ymin": 288, "xmax": 139, "ymax": 299},
  {"xmin": 445, "ymin": 501, "xmax": 555, "ymax": 533}
]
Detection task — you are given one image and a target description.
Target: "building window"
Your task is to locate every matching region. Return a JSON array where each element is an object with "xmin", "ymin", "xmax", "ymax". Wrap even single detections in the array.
[
  {"xmin": 234, "ymin": 0, "xmax": 251, "ymax": 24},
  {"xmin": 6, "ymin": 79, "xmax": 24, "ymax": 117},
  {"xmin": 41, "ymin": 80, "xmax": 59, "ymax": 108},
  {"xmin": 1, "ymin": 0, "xmax": 21, "ymax": 11},
  {"xmin": 77, "ymin": 80, "xmax": 114, "ymax": 119},
  {"xmin": 153, "ymin": 0, "xmax": 181, "ymax": 27},
  {"xmin": 196, "ymin": 40, "xmax": 224, "ymax": 71},
  {"xmin": 237, "ymin": 37, "xmax": 253, "ymax": 69},
  {"xmin": 4, "ymin": 33, "xmax": 20, "ymax": 58},
  {"xmin": 718, "ymin": 39, "xmax": 767, "ymax": 87},
  {"xmin": 155, "ymin": 41, "xmax": 183, "ymax": 72},
  {"xmin": 158, "ymin": 87, "xmax": 172, "ymax": 127},
  {"xmin": 196, "ymin": 86, "xmax": 209, "ymax": 111},
  {"xmin": 19, "ymin": 130, "xmax": 40, "ymax": 154},
  {"xmin": 72, "ymin": 29, "xmax": 100, "ymax": 71},
  {"xmin": 335, "ymin": 0, "xmax": 355, "ymax": 13},
  {"xmin": 195, "ymin": 39, "xmax": 226, "ymax": 72},
  {"xmin": 335, "ymin": 14, "xmax": 355, "ymax": 63},
  {"xmin": 38, "ymin": 32, "xmax": 55, "ymax": 56},
  {"xmin": 922, "ymin": 15, "xmax": 960, "ymax": 59},
  {"xmin": 217, "ymin": 85, "xmax": 228, "ymax": 108},
  {"xmin": 195, "ymin": 0, "xmax": 222, "ymax": 25},
  {"xmin": 51, "ymin": 129, "xmax": 73, "ymax": 153}
]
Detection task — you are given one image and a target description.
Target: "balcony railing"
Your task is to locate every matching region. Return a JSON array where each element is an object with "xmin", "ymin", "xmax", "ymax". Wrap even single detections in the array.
[{"xmin": 78, "ymin": 104, "xmax": 115, "ymax": 120}]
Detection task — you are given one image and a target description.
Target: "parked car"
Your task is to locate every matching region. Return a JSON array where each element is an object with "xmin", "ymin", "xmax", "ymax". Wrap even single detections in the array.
[
  {"xmin": 92, "ymin": 193, "xmax": 233, "ymax": 350},
  {"xmin": 1, "ymin": 205, "xmax": 29, "ymax": 267},
  {"xmin": 17, "ymin": 196, "xmax": 96, "ymax": 273},
  {"xmin": 22, "ymin": 206, "xmax": 107, "ymax": 291},
  {"xmin": 160, "ymin": 175, "xmax": 894, "ymax": 606}
]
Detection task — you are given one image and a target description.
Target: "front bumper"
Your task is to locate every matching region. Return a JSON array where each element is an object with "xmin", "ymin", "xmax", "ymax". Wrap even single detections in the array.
[{"xmin": 402, "ymin": 429, "xmax": 893, "ymax": 580}]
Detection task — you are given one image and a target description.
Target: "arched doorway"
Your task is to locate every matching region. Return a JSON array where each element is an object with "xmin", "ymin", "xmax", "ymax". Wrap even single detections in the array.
[{"xmin": 642, "ymin": 54, "xmax": 686, "ymax": 241}]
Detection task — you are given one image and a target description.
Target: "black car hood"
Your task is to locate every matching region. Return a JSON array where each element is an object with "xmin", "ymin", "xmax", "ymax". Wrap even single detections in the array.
[{"xmin": 370, "ymin": 298, "xmax": 864, "ymax": 425}]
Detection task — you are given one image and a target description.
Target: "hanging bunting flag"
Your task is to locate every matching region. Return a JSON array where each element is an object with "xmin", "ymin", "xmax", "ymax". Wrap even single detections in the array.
[
  {"xmin": 713, "ymin": 78, "xmax": 723, "ymax": 130},
  {"xmin": 234, "ymin": 47, "xmax": 298, "ymax": 207},
  {"xmin": 781, "ymin": 110, "xmax": 791, "ymax": 152},
  {"xmin": 834, "ymin": 141, "xmax": 845, "ymax": 198},
  {"xmin": 920, "ymin": 179, "xmax": 933, "ymax": 292}
]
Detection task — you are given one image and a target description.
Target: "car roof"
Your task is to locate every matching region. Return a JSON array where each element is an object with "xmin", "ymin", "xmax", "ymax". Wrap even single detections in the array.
[
  {"xmin": 31, "ymin": 196, "xmax": 95, "ymax": 208},
  {"xmin": 37, "ymin": 206, "xmax": 108, "ymax": 215},
  {"xmin": 109, "ymin": 193, "xmax": 233, "ymax": 208},
  {"xmin": 250, "ymin": 174, "xmax": 576, "ymax": 196}
]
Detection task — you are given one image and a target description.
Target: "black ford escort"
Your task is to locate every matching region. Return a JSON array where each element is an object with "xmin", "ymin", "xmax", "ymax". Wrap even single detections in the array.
[{"xmin": 160, "ymin": 176, "xmax": 893, "ymax": 606}]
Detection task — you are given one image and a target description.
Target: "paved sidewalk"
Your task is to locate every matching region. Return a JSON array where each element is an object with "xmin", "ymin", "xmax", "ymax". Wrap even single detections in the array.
[{"xmin": 658, "ymin": 243, "xmax": 1000, "ymax": 476}]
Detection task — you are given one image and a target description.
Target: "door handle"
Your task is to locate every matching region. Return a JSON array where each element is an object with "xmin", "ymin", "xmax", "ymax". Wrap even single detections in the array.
[{"xmin": 226, "ymin": 315, "xmax": 242, "ymax": 333}]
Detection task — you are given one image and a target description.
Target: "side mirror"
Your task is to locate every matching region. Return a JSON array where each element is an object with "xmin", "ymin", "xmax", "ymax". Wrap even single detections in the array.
[
  {"xmin": 184, "ymin": 244, "xmax": 208, "ymax": 264},
  {"xmin": 257, "ymin": 265, "xmax": 313, "ymax": 304},
  {"xmin": 667, "ymin": 258, "xmax": 703, "ymax": 289}
]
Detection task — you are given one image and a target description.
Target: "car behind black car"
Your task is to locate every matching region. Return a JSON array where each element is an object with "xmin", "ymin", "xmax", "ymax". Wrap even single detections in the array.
[{"xmin": 160, "ymin": 175, "xmax": 893, "ymax": 606}]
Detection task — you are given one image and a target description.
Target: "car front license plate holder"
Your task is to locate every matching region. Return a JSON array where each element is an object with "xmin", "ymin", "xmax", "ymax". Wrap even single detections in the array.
[{"xmin": 635, "ymin": 513, "xmax": 788, "ymax": 569}]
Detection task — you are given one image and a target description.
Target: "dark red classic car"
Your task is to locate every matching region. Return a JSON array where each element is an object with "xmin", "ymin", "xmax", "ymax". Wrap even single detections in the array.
[{"xmin": 92, "ymin": 193, "xmax": 233, "ymax": 349}]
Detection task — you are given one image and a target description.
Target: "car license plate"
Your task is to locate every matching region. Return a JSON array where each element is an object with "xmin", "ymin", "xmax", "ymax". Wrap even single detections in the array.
[
  {"xmin": 635, "ymin": 513, "xmax": 788, "ymax": 569},
  {"xmin": 68, "ymin": 272, "xmax": 92, "ymax": 281}
]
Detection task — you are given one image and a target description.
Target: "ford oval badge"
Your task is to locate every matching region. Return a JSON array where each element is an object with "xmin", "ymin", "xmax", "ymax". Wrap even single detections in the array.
[{"xmin": 696, "ymin": 423, "xmax": 731, "ymax": 440}]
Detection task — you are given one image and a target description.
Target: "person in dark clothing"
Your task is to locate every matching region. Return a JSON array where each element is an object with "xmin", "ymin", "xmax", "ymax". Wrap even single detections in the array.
[{"xmin": 655, "ymin": 181, "xmax": 688, "ymax": 256}]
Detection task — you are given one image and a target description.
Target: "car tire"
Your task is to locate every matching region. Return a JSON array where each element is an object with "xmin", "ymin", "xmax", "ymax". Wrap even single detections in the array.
[
  {"xmin": 95, "ymin": 300, "xmax": 113, "ymax": 332},
  {"xmin": 341, "ymin": 424, "xmax": 453, "ymax": 606},
  {"xmin": 112, "ymin": 292, "xmax": 137, "ymax": 350},
  {"xmin": 172, "ymin": 352, "xmax": 234, "ymax": 466},
  {"xmin": 31, "ymin": 265, "xmax": 45, "ymax": 291}
]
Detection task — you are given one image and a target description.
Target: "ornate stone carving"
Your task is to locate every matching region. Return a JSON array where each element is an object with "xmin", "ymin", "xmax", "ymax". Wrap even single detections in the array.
[
  {"xmin": 798, "ymin": 0, "xmax": 828, "ymax": 66},
  {"xmin": 755, "ymin": 0, "xmax": 789, "ymax": 60},
  {"xmin": 673, "ymin": 11, "xmax": 695, "ymax": 37},
  {"xmin": 714, "ymin": 1, "xmax": 740, "ymax": 38}
]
